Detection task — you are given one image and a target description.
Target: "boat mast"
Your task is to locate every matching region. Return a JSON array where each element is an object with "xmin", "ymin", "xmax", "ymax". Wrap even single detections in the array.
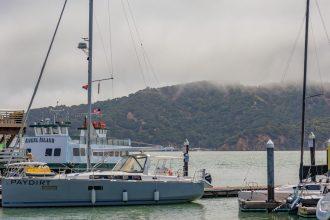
[
  {"xmin": 86, "ymin": 0, "xmax": 94, "ymax": 171},
  {"xmin": 299, "ymin": 0, "xmax": 310, "ymax": 183}
]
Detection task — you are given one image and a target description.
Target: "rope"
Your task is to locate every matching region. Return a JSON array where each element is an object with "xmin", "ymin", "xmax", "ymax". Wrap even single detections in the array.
[
  {"xmin": 310, "ymin": 20, "xmax": 325, "ymax": 96},
  {"xmin": 120, "ymin": 0, "xmax": 147, "ymax": 87},
  {"xmin": 315, "ymin": 0, "xmax": 330, "ymax": 43},
  {"xmin": 126, "ymin": 0, "xmax": 160, "ymax": 85},
  {"xmin": 107, "ymin": 0, "xmax": 115, "ymax": 98},
  {"xmin": 280, "ymin": 16, "xmax": 305, "ymax": 83},
  {"xmin": 8, "ymin": 0, "xmax": 68, "ymax": 165},
  {"xmin": 94, "ymin": 14, "xmax": 111, "ymax": 76}
]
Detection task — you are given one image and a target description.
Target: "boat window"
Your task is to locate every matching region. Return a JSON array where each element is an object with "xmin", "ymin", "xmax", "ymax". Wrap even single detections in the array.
[
  {"xmin": 112, "ymin": 155, "xmax": 147, "ymax": 173},
  {"xmin": 73, "ymin": 148, "xmax": 80, "ymax": 156},
  {"xmin": 110, "ymin": 151, "xmax": 114, "ymax": 157},
  {"xmin": 115, "ymin": 151, "xmax": 119, "ymax": 157},
  {"xmin": 80, "ymin": 148, "xmax": 86, "ymax": 156},
  {"xmin": 305, "ymin": 185, "xmax": 321, "ymax": 191},
  {"xmin": 53, "ymin": 127, "xmax": 59, "ymax": 135},
  {"xmin": 104, "ymin": 151, "xmax": 110, "ymax": 156},
  {"xmin": 45, "ymin": 148, "xmax": 52, "ymax": 156},
  {"xmin": 43, "ymin": 127, "xmax": 51, "ymax": 135},
  {"xmin": 61, "ymin": 127, "xmax": 67, "ymax": 135},
  {"xmin": 54, "ymin": 148, "xmax": 61, "ymax": 156},
  {"xmin": 35, "ymin": 128, "xmax": 42, "ymax": 135}
]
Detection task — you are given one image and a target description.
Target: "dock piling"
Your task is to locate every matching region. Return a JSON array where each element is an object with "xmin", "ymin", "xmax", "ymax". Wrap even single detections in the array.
[
  {"xmin": 266, "ymin": 139, "xmax": 275, "ymax": 203},
  {"xmin": 308, "ymin": 132, "xmax": 316, "ymax": 181},
  {"xmin": 183, "ymin": 139, "xmax": 189, "ymax": 177}
]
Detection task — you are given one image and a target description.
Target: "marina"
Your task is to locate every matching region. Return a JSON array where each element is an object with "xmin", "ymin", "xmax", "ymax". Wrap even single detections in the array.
[{"xmin": 0, "ymin": 0, "xmax": 329, "ymax": 219}]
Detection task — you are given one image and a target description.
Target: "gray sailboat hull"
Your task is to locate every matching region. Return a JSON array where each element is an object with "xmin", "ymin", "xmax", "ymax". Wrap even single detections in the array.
[{"xmin": 2, "ymin": 178, "xmax": 204, "ymax": 207}]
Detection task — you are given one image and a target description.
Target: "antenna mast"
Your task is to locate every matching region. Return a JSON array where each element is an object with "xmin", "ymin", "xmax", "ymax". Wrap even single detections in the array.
[{"xmin": 86, "ymin": 0, "xmax": 94, "ymax": 171}]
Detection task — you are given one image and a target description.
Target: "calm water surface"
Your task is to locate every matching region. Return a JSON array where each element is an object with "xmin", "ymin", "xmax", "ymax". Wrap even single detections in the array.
[{"xmin": 0, "ymin": 151, "xmax": 326, "ymax": 220}]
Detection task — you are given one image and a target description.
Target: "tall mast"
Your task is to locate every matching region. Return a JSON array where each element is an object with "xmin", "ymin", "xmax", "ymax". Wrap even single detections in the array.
[
  {"xmin": 299, "ymin": 0, "xmax": 310, "ymax": 183},
  {"xmin": 86, "ymin": 0, "xmax": 94, "ymax": 171}
]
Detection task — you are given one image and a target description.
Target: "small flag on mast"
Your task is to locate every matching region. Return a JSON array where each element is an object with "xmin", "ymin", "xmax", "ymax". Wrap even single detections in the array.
[
  {"xmin": 82, "ymin": 84, "xmax": 88, "ymax": 90},
  {"xmin": 92, "ymin": 108, "xmax": 101, "ymax": 115}
]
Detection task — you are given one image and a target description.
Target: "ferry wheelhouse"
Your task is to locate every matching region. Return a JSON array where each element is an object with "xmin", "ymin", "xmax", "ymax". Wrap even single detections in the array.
[{"xmin": 22, "ymin": 118, "xmax": 135, "ymax": 171}]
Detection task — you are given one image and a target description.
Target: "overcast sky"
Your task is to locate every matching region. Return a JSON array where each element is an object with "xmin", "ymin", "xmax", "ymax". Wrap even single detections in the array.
[{"xmin": 1, "ymin": 0, "xmax": 330, "ymax": 109}]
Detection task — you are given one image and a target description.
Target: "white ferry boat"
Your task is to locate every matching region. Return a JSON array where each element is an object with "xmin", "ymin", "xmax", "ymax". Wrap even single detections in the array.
[{"xmin": 22, "ymin": 118, "xmax": 137, "ymax": 171}]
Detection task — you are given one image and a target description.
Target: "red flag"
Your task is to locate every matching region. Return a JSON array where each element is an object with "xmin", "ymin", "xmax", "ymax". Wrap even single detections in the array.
[{"xmin": 82, "ymin": 84, "xmax": 88, "ymax": 90}]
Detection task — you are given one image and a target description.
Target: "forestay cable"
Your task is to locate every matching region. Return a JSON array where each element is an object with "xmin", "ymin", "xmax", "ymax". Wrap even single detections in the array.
[
  {"xmin": 126, "ymin": 0, "xmax": 160, "ymax": 85},
  {"xmin": 8, "ymin": 0, "xmax": 68, "ymax": 164},
  {"xmin": 121, "ymin": 0, "xmax": 147, "ymax": 87},
  {"xmin": 281, "ymin": 16, "xmax": 305, "ymax": 83},
  {"xmin": 315, "ymin": 0, "xmax": 330, "ymax": 43}
]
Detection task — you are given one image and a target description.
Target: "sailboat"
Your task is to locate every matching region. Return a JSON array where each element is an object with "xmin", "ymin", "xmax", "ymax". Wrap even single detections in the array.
[
  {"xmin": 238, "ymin": 0, "xmax": 330, "ymax": 213},
  {"xmin": 1, "ymin": 0, "xmax": 204, "ymax": 207}
]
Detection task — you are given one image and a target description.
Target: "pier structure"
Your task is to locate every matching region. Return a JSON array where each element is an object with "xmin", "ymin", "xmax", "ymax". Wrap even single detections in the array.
[
  {"xmin": 0, "ymin": 110, "xmax": 25, "ymax": 148},
  {"xmin": 0, "ymin": 110, "xmax": 27, "ymax": 167}
]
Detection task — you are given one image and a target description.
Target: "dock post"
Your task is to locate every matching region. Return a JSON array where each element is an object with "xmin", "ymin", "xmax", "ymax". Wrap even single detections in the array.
[
  {"xmin": 308, "ymin": 132, "xmax": 316, "ymax": 181},
  {"xmin": 327, "ymin": 139, "xmax": 330, "ymax": 176},
  {"xmin": 266, "ymin": 139, "xmax": 275, "ymax": 203},
  {"xmin": 183, "ymin": 139, "xmax": 189, "ymax": 177}
]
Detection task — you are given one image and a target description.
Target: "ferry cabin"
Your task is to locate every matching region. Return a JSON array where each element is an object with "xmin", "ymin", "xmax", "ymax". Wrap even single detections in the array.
[{"xmin": 22, "ymin": 119, "xmax": 133, "ymax": 171}]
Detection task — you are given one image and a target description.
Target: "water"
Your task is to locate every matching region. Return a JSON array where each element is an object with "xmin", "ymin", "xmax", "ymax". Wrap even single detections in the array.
[{"xmin": 0, "ymin": 151, "xmax": 326, "ymax": 220}]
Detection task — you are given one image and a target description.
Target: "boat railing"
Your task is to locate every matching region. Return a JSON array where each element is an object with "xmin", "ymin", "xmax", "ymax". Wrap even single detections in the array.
[
  {"xmin": 0, "ymin": 148, "xmax": 27, "ymax": 163},
  {"xmin": 192, "ymin": 169, "xmax": 206, "ymax": 182},
  {"xmin": 73, "ymin": 136, "xmax": 131, "ymax": 146}
]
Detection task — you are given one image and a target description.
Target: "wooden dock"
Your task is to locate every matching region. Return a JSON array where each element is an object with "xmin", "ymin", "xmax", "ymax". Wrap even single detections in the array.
[{"xmin": 202, "ymin": 185, "xmax": 268, "ymax": 198}]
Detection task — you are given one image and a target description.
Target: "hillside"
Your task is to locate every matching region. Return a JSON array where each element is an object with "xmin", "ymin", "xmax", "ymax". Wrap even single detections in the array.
[{"xmin": 28, "ymin": 81, "xmax": 330, "ymax": 150}]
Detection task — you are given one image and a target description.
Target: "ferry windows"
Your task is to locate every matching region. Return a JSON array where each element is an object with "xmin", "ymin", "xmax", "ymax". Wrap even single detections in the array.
[
  {"xmin": 53, "ymin": 127, "xmax": 59, "ymax": 135},
  {"xmin": 80, "ymin": 148, "xmax": 86, "ymax": 156},
  {"xmin": 115, "ymin": 151, "xmax": 120, "ymax": 157},
  {"xmin": 45, "ymin": 148, "xmax": 52, "ymax": 156},
  {"xmin": 73, "ymin": 148, "xmax": 80, "ymax": 156},
  {"xmin": 110, "ymin": 151, "xmax": 114, "ymax": 157},
  {"xmin": 54, "ymin": 148, "xmax": 61, "ymax": 156},
  {"xmin": 92, "ymin": 151, "xmax": 103, "ymax": 156},
  {"xmin": 61, "ymin": 127, "xmax": 67, "ymax": 135},
  {"xmin": 35, "ymin": 128, "xmax": 42, "ymax": 135},
  {"xmin": 43, "ymin": 127, "xmax": 51, "ymax": 135},
  {"xmin": 73, "ymin": 148, "xmax": 86, "ymax": 156}
]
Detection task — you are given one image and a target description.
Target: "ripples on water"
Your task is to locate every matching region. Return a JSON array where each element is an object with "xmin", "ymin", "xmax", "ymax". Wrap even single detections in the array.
[{"xmin": 0, "ymin": 151, "xmax": 326, "ymax": 220}]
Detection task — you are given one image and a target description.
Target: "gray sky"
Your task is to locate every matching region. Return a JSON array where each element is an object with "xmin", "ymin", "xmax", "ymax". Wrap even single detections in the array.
[{"xmin": 1, "ymin": 0, "xmax": 330, "ymax": 109}]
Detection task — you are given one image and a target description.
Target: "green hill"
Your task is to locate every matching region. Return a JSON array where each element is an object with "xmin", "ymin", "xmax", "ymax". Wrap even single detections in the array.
[{"xmin": 28, "ymin": 81, "xmax": 330, "ymax": 150}]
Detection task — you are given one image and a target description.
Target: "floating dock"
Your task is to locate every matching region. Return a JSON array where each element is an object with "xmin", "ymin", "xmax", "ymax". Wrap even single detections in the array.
[{"xmin": 202, "ymin": 186, "xmax": 268, "ymax": 198}]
